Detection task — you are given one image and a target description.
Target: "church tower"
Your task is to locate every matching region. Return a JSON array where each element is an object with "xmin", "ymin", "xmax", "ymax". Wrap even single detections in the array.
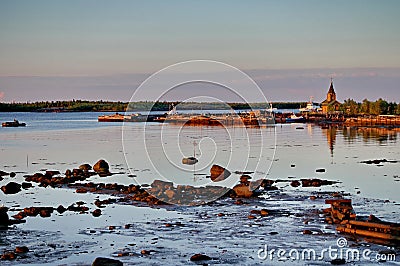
[
  {"xmin": 321, "ymin": 78, "xmax": 341, "ymax": 113},
  {"xmin": 327, "ymin": 78, "xmax": 336, "ymax": 102}
]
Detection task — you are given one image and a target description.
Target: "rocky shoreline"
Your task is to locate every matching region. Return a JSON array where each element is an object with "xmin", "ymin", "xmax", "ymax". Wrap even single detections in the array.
[{"xmin": 1, "ymin": 160, "xmax": 398, "ymax": 265}]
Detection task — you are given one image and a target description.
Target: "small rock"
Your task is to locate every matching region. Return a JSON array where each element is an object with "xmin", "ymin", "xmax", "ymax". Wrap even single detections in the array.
[
  {"xmin": 234, "ymin": 199, "xmax": 244, "ymax": 205},
  {"xmin": 0, "ymin": 170, "xmax": 9, "ymax": 176},
  {"xmin": 1, "ymin": 182, "xmax": 22, "ymax": 194},
  {"xmin": 108, "ymin": 225, "xmax": 116, "ymax": 230},
  {"xmin": 290, "ymin": 180, "xmax": 301, "ymax": 187},
  {"xmin": 79, "ymin": 163, "xmax": 92, "ymax": 172},
  {"xmin": 15, "ymin": 246, "xmax": 29, "ymax": 253},
  {"xmin": 76, "ymin": 188, "xmax": 88, "ymax": 193},
  {"xmin": 260, "ymin": 209, "xmax": 269, "ymax": 216},
  {"xmin": 250, "ymin": 210, "xmax": 261, "ymax": 215},
  {"xmin": 331, "ymin": 258, "xmax": 346, "ymax": 265},
  {"xmin": 240, "ymin": 175, "xmax": 251, "ymax": 185},
  {"xmin": 65, "ymin": 169, "xmax": 72, "ymax": 177},
  {"xmin": 217, "ymin": 213, "xmax": 225, "ymax": 217},
  {"xmin": 21, "ymin": 182, "xmax": 33, "ymax": 189},
  {"xmin": 92, "ymin": 209, "xmax": 102, "ymax": 217},
  {"xmin": 92, "ymin": 257, "xmax": 123, "ymax": 266},
  {"xmin": 39, "ymin": 208, "xmax": 53, "ymax": 218},
  {"xmin": 141, "ymin": 249, "xmax": 150, "ymax": 255},
  {"xmin": 1, "ymin": 251, "xmax": 16, "ymax": 260},
  {"xmin": 0, "ymin": 207, "xmax": 10, "ymax": 228},
  {"xmin": 303, "ymin": 229, "xmax": 312, "ymax": 235},
  {"xmin": 46, "ymin": 170, "xmax": 60, "ymax": 176},
  {"xmin": 316, "ymin": 168, "xmax": 326, "ymax": 173},
  {"xmin": 9, "ymin": 172, "xmax": 16, "ymax": 178},
  {"xmin": 247, "ymin": 215, "xmax": 256, "ymax": 219},
  {"xmin": 56, "ymin": 205, "xmax": 67, "ymax": 214},
  {"xmin": 190, "ymin": 253, "xmax": 211, "ymax": 261},
  {"xmin": 310, "ymin": 195, "xmax": 317, "ymax": 200}
]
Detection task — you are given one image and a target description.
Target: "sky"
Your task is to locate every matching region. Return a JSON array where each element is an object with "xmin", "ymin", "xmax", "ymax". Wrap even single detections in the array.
[{"xmin": 0, "ymin": 0, "xmax": 399, "ymax": 102}]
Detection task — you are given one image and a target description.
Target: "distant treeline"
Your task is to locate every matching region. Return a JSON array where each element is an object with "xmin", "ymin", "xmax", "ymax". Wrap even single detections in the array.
[
  {"xmin": 1, "ymin": 99, "xmax": 399, "ymax": 115},
  {"xmin": 341, "ymin": 98, "xmax": 400, "ymax": 115},
  {"xmin": 0, "ymin": 100, "xmax": 305, "ymax": 112}
]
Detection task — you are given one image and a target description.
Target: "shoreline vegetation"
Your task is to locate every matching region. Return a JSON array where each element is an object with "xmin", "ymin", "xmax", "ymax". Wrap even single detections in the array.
[{"xmin": 1, "ymin": 98, "xmax": 400, "ymax": 115}]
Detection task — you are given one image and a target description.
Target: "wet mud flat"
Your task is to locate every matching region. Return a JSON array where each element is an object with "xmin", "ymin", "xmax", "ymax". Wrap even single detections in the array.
[{"xmin": 1, "ymin": 164, "xmax": 399, "ymax": 265}]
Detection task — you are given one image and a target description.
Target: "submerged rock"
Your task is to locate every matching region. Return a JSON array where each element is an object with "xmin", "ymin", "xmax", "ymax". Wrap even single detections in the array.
[
  {"xmin": 190, "ymin": 253, "xmax": 211, "ymax": 261},
  {"xmin": 15, "ymin": 246, "xmax": 29, "ymax": 253},
  {"xmin": 92, "ymin": 257, "xmax": 123, "ymax": 266},
  {"xmin": 0, "ymin": 207, "xmax": 10, "ymax": 228},
  {"xmin": 1, "ymin": 251, "xmax": 16, "ymax": 260},
  {"xmin": 210, "ymin": 164, "xmax": 231, "ymax": 182}
]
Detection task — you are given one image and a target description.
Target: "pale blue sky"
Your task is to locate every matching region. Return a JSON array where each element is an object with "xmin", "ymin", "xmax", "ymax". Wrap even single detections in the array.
[{"xmin": 0, "ymin": 0, "xmax": 399, "ymax": 101}]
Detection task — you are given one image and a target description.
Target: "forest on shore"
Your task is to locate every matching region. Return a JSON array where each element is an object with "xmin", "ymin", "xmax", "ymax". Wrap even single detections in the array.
[
  {"xmin": 0, "ymin": 100, "xmax": 300, "ymax": 112},
  {"xmin": 0, "ymin": 98, "xmax": 399, "ymax": 115}
]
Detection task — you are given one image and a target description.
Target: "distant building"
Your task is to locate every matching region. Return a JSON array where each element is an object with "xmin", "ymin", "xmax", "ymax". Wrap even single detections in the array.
[{"xmin": 321, "ymin": 78, "xmax": 341, "ymax": 113}]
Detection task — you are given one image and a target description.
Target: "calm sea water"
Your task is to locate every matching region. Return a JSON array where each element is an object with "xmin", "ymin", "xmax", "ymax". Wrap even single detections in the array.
[
  {"xmin": 1, "ymin": 112, "xmax": 398, "ymax": 201},
  {"xmin": 0, "ymin": 112, "xmax": 399, "ymax": 265}
]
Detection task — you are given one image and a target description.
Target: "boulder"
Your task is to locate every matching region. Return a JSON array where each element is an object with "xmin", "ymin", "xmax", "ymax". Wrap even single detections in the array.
[
  {"xmin": 0, "ymin": 170, "xmax": 9, "ymax": 176},
  {"xmin": 92, "ymin": 257, "xmax": 123, "ymax": 266},
  {"xmin": 1, "ymin": 182, "xmax": 22, "ymax": 194},
  {"xmin": 79, "ymin": 163, "xmax": 92, "ymax": 172},
  {"xmin": 151, "ymin": 180, "xmax": 173, "ymax": 190},
  {"xmin": 210, "ymin": 165, "xmax": 231, "ymax": 182},
  {"xmin": 93, "ymin": 159, "xmax": 110, "ymax": 176},
  {"xmin": 233, "ymin": 184, "xmax": 253, "ymax": 198}
]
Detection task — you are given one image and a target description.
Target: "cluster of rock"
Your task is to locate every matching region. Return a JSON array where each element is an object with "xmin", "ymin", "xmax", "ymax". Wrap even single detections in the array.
[
  {"xmin": 147, "ymin": 180, "xmax": 231, "ymax": 205},
  {"xmin": 23, "ymin": 160, "xmax": 110, "ymax": 188},
  {"xmin": 323, "ymin": 199, "xmax": 356, "ymax": 224},
  {"xmin": 290, "ymin": 178, "xmax": 336, "ymax": 188},
  {"xmin": 1, "ymin": 246, "xmax": 29, "ymax": 261}
]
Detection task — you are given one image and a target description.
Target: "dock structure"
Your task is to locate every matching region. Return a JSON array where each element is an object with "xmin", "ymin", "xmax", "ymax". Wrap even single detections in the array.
[
  {"xmin": 324, "ymin": 199, "xmax": 400, "ymax": 244},
  {"xmin": 344, "ymin": 115, "xmax": 400, "ymax": 127}
]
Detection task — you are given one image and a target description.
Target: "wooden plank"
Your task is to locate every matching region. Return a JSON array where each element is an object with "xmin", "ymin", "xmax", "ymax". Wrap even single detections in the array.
[
  {"xmin": 348, "ymin": 220, "xmax": 400, "ymax": 231},
  {"xmin": 337, "ymin": 226, "xmax": 400, "ymax": 241},
  {"xmin": 325, "ymin": 199, "xmax": 351, "ymax": 204}
]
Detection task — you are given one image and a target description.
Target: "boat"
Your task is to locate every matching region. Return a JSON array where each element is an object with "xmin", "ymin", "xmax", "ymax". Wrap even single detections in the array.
[
  {"xmin": 98, "ymin": 113, "xmax": 126, "ymax": 122},
  {"xmin": 2, "ymin": 119, "xmax": 26, "ymax": 127},
  {"xmin": 299, "ymin": 97, "xmax": 321, "ymax": 112},
  {"xmin": 285, "ymin": 114, "xmax": 305, "ymax": 123},
  {"xmin": 98, "ymin": 113, "xmax": 154, "ymax": 122}
]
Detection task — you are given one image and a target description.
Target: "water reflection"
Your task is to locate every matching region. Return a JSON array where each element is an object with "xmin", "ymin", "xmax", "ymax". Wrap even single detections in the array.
[
  {"xmin": 322, "ymin": 126, "xmax": 337, "ymax": 160},
  {"xmin": 341, "ymin": 126, "xmax": 399, "ymax": 144},
  {"xmin": 319, "ymin": 125, "xmax": 399, "ymax": 159}
]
